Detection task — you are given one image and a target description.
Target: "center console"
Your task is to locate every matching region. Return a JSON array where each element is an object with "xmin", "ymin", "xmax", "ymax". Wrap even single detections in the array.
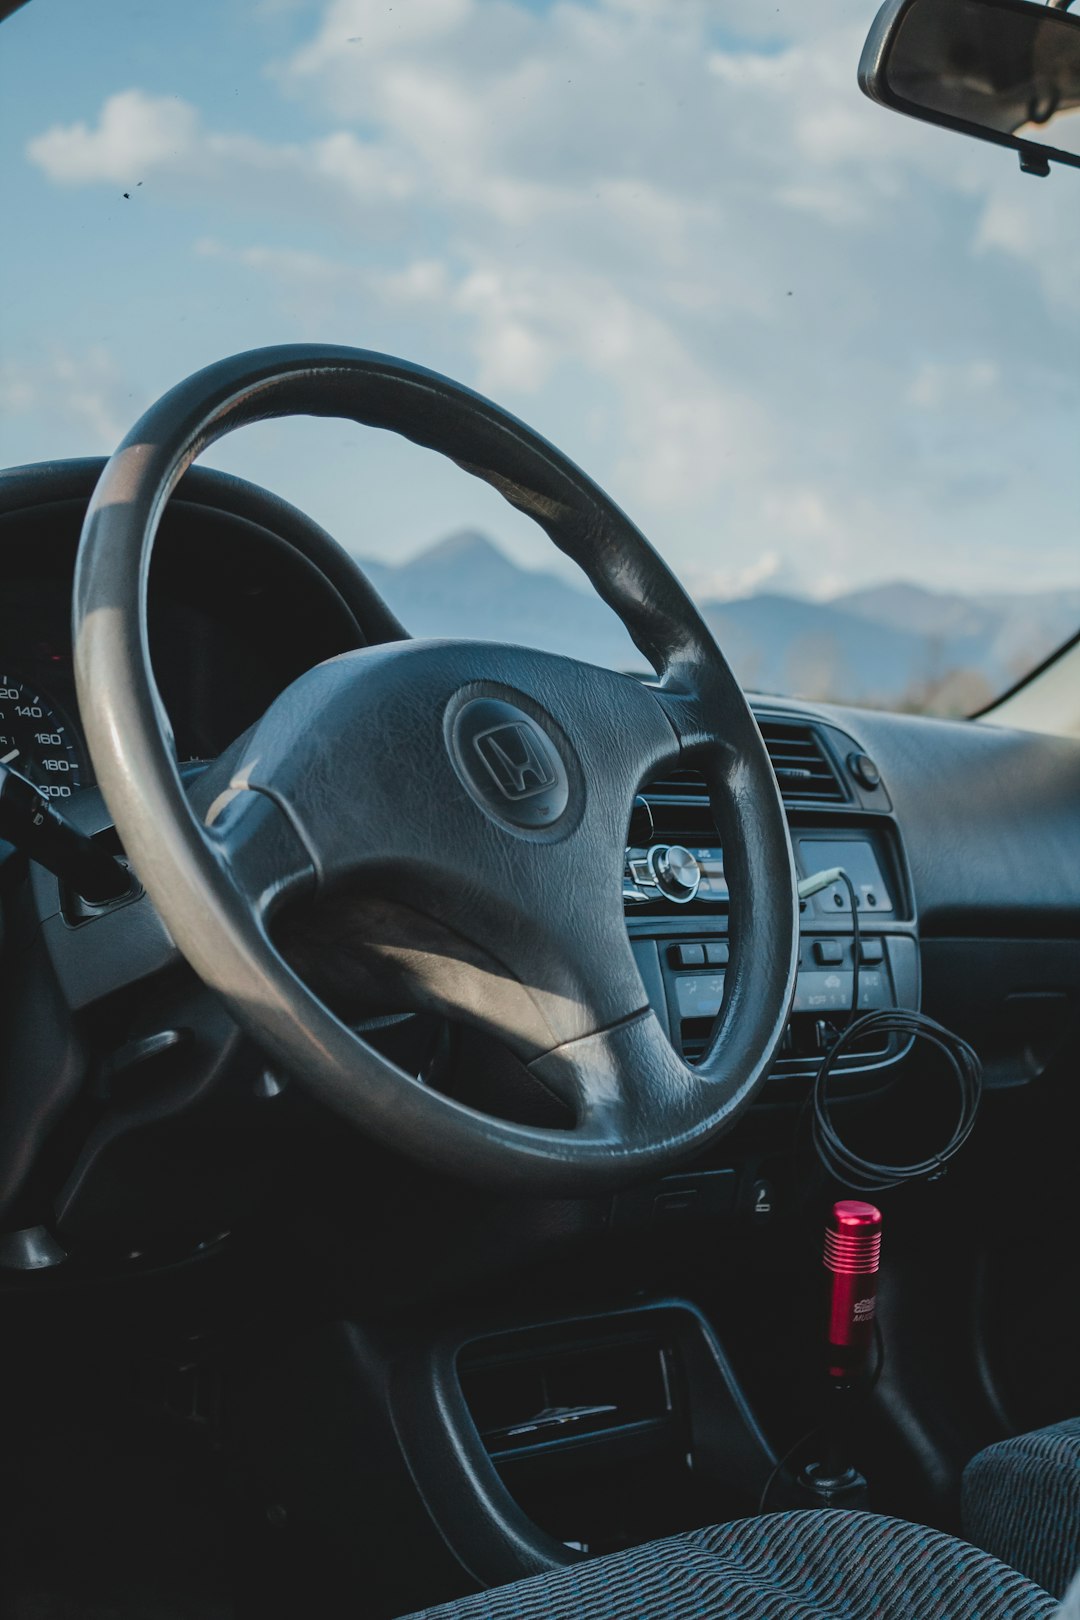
[
  {"xmin": 413, "ymin": 721, "xmax": 921, "ymax": 1580},
  {"xmin": 626, "ymin": 707, "xmax": 919, "ymax": 1104},
  {"xmin": 386, "ymin": 1299, "xmax": 778, "ymax": 1591}
]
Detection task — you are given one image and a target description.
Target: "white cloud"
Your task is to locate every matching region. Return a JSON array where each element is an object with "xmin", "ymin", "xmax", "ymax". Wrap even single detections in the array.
[
  {"xmin": 688, "ymin": 550, "xmax": 792, "ymax": 601},
  {"xmin": 28, "ymin": 89, "xmax": 416, "ymax": 227},
  {"xmin": 195, "ymin": 236, "xmax": 769, "ymax": 507},
  {"xmin": 288, "ymin": 0, "xmax": 473, "ymax": 79},
  {"xmin": 19, "ymin": 0, "xmax": 1080, "ymax": 595},
  {"xmin": 975, "ymin": 185, "xmax": 1080, "ymax": 315},
  {"xmin": 908, "ymin": 359, "xmax": 999, "ymax": 411},
  {"xmin": 0, "ymin": 346, "xmax": 140, "ymax": 450},
  {"xmin": 28, "ymin": 90, "xmax": 198, "ymax": 184}
]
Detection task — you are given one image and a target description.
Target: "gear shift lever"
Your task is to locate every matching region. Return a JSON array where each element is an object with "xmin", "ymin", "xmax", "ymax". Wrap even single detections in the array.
[
  {"xmin": 794, "ymin": 1200, "xmax": 883, "ymax": 1510},
  {"xmin": 825, "ymin": 1200, "xmax": 882, "ymax": 1383}
]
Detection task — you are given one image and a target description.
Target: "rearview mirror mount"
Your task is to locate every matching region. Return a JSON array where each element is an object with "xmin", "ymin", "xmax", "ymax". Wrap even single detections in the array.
[{"xmin": 859, "ymin": 0, "xmax": 1080, "ymax": 175}]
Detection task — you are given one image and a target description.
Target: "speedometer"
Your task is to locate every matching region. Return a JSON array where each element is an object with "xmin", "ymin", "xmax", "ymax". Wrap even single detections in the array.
[{"xmin": 0, "ymin": 675, "xmax": 85, "ymax": 800}]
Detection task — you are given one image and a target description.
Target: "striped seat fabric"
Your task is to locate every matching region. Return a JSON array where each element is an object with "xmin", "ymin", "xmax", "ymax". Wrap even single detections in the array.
[
  {"xmin": 964, "ymin": 1418, "xmax": 1080, "ymax": 1600},
  {"xmin": 400, "ymin": 1508, "xmax": 1057, "ymax": 1620}
]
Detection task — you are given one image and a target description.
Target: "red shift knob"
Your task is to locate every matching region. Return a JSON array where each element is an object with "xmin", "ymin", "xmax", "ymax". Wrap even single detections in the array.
[{"xmin": 824, "ymin": 1200, "xmax": 882, "ymax": 1381}]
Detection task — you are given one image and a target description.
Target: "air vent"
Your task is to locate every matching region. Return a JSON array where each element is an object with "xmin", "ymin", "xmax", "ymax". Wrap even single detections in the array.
[
  {"xmin": 758, "ymin": 718, "xmax": 846, "ymax": 804},
  {"xmin": 643, "ymin": 717, "xmax": 846, "ymax": 807},
  {"xmin": 642, "ymin": 767, "xmax": 709, "ymax": 800}
]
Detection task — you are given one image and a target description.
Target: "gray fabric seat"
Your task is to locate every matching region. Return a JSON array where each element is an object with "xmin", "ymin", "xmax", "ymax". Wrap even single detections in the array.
[
  {"xmin": 400, "ymin": 1508, "xmax": 1058, "ymax": 1619},
  {"xmin": 964, "ymin": 1418, "xmax": 1080, "ymax": 1600}
]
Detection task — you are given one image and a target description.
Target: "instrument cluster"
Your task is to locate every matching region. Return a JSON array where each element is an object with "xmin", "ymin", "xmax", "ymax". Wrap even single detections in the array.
[
  {"xmin": 0, "ymin": 670, "xmax": 87, "ymax": 798},
  {"xmin": 0, "ymin": 482, "xmax": 371, "ymax": 807}
]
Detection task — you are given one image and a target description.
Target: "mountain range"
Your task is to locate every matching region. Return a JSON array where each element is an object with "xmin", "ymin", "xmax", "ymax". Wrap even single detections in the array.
[{"xmin": 357, "ymin": 531, "xmax": 1080, "ymax": 714}]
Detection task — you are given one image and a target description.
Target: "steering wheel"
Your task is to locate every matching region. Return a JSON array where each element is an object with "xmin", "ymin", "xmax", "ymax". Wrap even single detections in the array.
[{"xmin": 73, "ymin": 346, "xmax": 797, "ymax": 1193}]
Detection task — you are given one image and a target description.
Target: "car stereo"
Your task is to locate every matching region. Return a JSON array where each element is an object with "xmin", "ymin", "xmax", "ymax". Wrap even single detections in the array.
[{"xmin": 625, "ymin": 828, "xmax": 918, "ymax": 1096}]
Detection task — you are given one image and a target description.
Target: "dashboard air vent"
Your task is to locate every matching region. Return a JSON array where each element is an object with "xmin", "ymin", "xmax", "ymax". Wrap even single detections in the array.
[
  {"xmin": 641, "ymin": 768, "xmax": 708, "ymax": 799},
  {"xmin": 758, "ymin": 718, "xmax": 846, "ymax": 804},
  {"xmin": 643, "ymin": 717, "xmax": 846, "ymax": 807}
]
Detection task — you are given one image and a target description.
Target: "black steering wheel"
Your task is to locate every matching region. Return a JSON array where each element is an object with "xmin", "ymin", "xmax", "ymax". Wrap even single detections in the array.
[{"xmin": 73, "ymin": 346, "xmax": 797, "ymax": 1193}]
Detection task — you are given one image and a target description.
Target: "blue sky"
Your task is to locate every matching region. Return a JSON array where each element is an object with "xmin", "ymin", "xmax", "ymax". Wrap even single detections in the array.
[{"xmin": 1, "ymin": 0, "xmax": 1078, "ymax": 603}]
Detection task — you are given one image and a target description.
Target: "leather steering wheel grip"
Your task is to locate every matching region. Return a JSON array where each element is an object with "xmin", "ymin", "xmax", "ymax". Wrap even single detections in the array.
[{"xmin": 72, "ymin": 345, "xmax": 798, "ymax": 1193}]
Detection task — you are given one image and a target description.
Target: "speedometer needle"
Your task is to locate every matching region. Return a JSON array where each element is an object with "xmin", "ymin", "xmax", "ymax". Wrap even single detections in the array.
[{"xmin": 0, "ymin": 749, "xmax": 18, "ymax": 765}]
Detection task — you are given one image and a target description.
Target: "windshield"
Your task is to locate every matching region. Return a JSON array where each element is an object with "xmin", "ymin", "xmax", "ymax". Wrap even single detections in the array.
[{"xmin": 2, "ymin": 0, "xmax": 1078, "ymax": 716}]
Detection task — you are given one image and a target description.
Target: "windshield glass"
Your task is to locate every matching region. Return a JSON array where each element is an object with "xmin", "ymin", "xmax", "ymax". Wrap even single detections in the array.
[{"xmin": 2, "ymin": 0, "xmax": 1078, "ymax": 715}]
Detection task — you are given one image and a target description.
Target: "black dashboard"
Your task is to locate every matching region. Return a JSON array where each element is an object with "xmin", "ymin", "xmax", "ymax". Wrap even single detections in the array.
[
  {"xmin": 0, "ymin": 461, "xmax": 382, "ymax": 786},
  {"xmin": 3, "ymin": 457, "xmax": 1079, "ymax": 1069},
  {"xmin": 2, "ymin": 455, "xmax": 1079, "ymax": 1251}
]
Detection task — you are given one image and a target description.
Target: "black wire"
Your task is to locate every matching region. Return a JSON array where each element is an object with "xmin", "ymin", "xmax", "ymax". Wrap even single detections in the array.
[
  {"xmin": 868, "ymin": 1314, "xmax": 886, "ymax": 1394},
  {"xmin": 810, "ymin": 1006, "xmax": 982, "ymax": 1193},
  {"xmin": 795, "ymin": 867, "xmax": 983, "ymax": 1194},
  {"xmin": 757, "ymin": 1423, "xmax": 822, "ymax": 1515},
  {"xmin": 791, "ymin": 869, "xmax": 858, "ymax": 1172},
  {"xmin": 841, "ymin": 870, "xmax": 861, "ymax": 1027}
]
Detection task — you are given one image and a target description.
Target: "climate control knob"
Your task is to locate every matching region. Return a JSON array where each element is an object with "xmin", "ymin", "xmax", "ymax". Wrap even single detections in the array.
[{"xmin": 646, "ymin": 844, "xmax": 702, "ymax": 905}]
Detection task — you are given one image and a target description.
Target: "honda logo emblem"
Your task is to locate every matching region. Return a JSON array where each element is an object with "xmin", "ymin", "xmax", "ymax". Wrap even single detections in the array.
[
  {"xmin": 450, "ymin": 697, "xmax": 570, "ymax": 830},
  {"xmin": 474, "ymin": 722, "xmax": 557, "ymax": 801}
]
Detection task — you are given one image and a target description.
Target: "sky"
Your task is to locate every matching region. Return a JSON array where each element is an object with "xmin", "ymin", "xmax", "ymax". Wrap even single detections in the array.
[{"xmin": 0, "ymin": 0, "xmax": 1078, "ymax": 605}]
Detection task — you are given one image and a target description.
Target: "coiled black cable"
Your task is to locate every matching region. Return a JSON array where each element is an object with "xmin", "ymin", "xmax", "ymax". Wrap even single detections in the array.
[
  {"xmin": 794, "ymin": 866, "xmax": 984, "ymax": 1193},
  {"xmin": 810, "ymin": 1002, "xmax": 983, "ymax": 1192}
]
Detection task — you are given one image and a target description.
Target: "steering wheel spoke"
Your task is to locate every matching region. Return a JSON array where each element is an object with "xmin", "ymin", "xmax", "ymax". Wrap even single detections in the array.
[
  {"xmin": 529, "ymin": 1006, "xmax": 705, "ymax": 1145},
  {"xmin": 203, "ymin": 783, "xmax": 317, "ymax": 926}
]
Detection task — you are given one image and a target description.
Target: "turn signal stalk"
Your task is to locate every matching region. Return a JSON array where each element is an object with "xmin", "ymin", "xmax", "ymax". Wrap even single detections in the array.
[{"xmin": 0, "ymin": 760, "xmax": 132, "ymax": 904}]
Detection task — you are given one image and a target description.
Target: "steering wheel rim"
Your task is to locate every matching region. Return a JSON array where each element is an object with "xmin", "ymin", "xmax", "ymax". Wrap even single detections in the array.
[{"xmin": 73, "ymin": 345, "xmax": 797, "ymax": 1193}]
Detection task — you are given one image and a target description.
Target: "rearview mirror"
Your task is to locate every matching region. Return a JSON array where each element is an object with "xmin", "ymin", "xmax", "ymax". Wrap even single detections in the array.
[{"xmin": 859, "ymin": 0, "xmax": 1080, "ymax": 175}]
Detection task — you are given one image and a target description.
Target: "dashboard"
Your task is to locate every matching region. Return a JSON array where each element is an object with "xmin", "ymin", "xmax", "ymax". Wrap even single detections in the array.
[
  {"xmin": 0, "ymin": 461, "xmax": 377, "ymax": 791},
  {"xmin": 0, "ymin": 451, "xmax": 1077, "ymax": 1279},
  {"xmin": 2, "ymin": 455, "xmax": 1080, "ymax": 1166}
]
